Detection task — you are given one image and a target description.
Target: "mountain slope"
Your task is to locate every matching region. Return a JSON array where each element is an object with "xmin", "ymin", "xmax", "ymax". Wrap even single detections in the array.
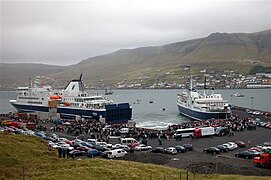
[
  {"xmin": 1, "ymin": 29, "xmax": 270, "ymax": 89},
  {"xmin": 53, "ymin": 29, "xmax": 271, "ymax": 85},
  {"xmin": 0, "ymin": 63, "xmax": 65, "ymax": 89}
]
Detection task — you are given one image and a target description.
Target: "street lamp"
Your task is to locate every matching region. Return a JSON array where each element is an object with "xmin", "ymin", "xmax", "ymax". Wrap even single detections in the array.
[{"xmin": 251, "ymin": 96, "xmax": 254, "ymax": 109}]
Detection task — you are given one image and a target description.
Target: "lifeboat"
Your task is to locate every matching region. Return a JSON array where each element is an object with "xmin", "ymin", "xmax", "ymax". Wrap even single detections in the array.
[{"xmin": 50, "ymin": 95, "xmax": 62, "ymax": 99}]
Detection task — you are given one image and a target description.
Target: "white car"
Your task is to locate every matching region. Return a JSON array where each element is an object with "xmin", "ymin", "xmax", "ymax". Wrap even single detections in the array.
[
  {"xmin": 164, "ymin": 147, "xmax": 177, "ymax": 155},
  {"xmin": 227, "ymin": 142, "xmax": 238, "ymax": 149},
  {"xmin": 222, "ymin": 143, "xmax": 235, "ymax": 151},
  {"xmin": 57, "ymin": 138, "xmax": 68, "ymax": 142},
  {"xmin": 112, "ymin": 144, "xmax": 130, "ymax": 151},
  {"xmin": 96, "ymin": 142, "xmax": 112, "ymax": 148},
  {"xmin": 135, "ymin": 144, "xmax": 152, "ymax": 151},
  {"xmin": 60, "ymin": 144, "xmax": 74, "ymax": 150}
]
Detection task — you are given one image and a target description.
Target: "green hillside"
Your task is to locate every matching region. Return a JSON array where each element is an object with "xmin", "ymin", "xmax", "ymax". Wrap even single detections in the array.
[
  {"xmin": 0, "ymin": 133, "xmax": 269, "ymax": 180},
  {"xmin": 52, "ymin": 29, "xmax": 271, "ymax": 86},
  {"xmin": 1, "ymin": 29, "xmax": 271, "ymax": 89}
]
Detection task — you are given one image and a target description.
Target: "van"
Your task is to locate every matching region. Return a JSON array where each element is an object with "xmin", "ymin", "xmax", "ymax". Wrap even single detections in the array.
[
  {"xmin": 86, "ymin": 138, "xmax": 97, "ymax": 145},
  {"xmin": 215, "ymin": 127, "xmax": 230, "ymax": 136},
  {"xmin": 102, "ymin": 149, "xmax": 127, "ymax": 159},
  {"xmin": 120, "ymin": 138, "xmax": 138, "ymax": 146},
  {"xmin": 119, "ymin": 128, "xmax": 129, "ymax": 134}
]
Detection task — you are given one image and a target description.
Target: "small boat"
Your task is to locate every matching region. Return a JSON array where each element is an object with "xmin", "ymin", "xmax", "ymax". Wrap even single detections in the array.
[
  {"xmin": 105, "ymin": 87, "xmax": 113, "ymax": 95},
  {"xmin": 133, "ymin": 99, "xmax": 141, "ymax": 104},
  {"xmin": 149, "ymin": 98, "xmax": 154, "ymax": 103},
  {"xmin": 234, "ymin": 92, "xmax": 245, "ymax": 97}
]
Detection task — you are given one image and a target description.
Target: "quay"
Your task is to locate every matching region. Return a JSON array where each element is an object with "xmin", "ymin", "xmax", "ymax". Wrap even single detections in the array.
[{"xmin": 1, "ymin": 106, "xmax": 271, "ymax": 176}]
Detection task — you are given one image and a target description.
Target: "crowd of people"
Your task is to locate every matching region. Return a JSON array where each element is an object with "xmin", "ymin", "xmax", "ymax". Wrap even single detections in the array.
[{"xmin": 168, "ymin": 115, "xmax": 257, "ymax": 133}]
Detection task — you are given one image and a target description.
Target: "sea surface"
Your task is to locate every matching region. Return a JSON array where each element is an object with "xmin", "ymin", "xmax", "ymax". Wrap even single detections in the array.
[{"xmin": 1, "ymin": 89, "xmax": 270, "ymax": 129}]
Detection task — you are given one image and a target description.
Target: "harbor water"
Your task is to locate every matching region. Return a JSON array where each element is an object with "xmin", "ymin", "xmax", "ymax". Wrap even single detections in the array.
[{"xmin": 1, "ymin": 89, "xmax": 270, "ymax": 129}]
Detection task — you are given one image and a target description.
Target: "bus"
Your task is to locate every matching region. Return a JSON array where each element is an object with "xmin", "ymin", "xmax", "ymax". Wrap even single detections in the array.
[{"xmin": 173, "ymin": 128, "xmax": 196, "ymax": 138}]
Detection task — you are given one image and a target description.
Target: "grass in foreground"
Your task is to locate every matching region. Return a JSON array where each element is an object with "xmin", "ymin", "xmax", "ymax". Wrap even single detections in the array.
[{"xmin": 0, "ymin": 132, "xmax": 269, "ymax": 180}]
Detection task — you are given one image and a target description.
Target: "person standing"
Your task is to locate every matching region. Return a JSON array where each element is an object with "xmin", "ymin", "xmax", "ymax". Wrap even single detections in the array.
[
  {"xmin": 58, "ymin": 148, "xmax": 62, "ymax": 158},
  {"xmin": 158, "ymin": 138, "xmax": 162, "ymax": 145},
  {"xmin": 67, "ymin": 148, "xmax": 70, "ymax": 159}
]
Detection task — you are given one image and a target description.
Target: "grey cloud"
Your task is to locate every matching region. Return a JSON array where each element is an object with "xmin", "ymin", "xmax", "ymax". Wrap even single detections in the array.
[{"xmin": 1, "ymin": 0, "xmax": 270, "ymax": 65}]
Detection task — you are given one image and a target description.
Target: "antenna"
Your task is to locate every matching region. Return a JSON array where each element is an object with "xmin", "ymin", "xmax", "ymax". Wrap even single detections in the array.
[
  {"xmin": 204, "ymin": 75, "xmax": 206, "ymax": 95},
  {"xmin": 79, "ymin": 70, "xmax": 83, "ymax": 81},
  {"xmin": 28, "ymin": 78, "xmax": 32, "ymax": 88}
]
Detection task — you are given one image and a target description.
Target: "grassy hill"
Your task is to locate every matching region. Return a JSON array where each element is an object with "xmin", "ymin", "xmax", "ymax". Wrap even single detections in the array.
[
  {"xmin": 1, "ymin": 29, "xmax": 271, "ymax": 89},
  {"xmin": 0, "ymin": 63, "xmax": 65, "ymax": 90},
  {"xmin": 0, "ymin": 132, "xmax": 269, "ymax": 180},
  {"xmin": 46, "ymin": 29, "xmax": 271, "ymax": 86}
]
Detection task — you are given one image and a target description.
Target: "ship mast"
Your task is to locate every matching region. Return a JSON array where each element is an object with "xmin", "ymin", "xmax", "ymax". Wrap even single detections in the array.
[{"xmin": 203, "ymin": 75, "xmax": 206, "ymax": 96}]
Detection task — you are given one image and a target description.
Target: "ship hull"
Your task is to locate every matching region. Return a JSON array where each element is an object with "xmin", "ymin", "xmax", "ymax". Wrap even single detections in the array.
[
  {"xmin": 177, "ymin": 102, "xmax": 231, "ymax": 121},
  {"xmin": 10, "ymin": 102, "xmax": 132, "ymax": 124}
]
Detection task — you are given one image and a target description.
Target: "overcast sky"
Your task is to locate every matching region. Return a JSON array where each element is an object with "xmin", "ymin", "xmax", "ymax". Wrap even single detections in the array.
[{"xmin": 1, "ymin": 0, "xmax": 270, "ymax": 66}]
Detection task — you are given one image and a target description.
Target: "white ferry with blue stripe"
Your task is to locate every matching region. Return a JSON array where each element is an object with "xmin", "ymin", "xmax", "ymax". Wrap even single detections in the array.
[
  {"xmin": 177, "ymin": 77, "xmax": 231, "ymax": 121},
  {"xmin": 9, "ymin": 74, "xmax": 132, "ymax": 124}
]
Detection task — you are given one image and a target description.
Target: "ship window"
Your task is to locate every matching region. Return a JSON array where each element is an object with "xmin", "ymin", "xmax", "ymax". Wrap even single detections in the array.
[{"xmin": 72, "ymin": 85, "xmax": 75, "ymax": 90}]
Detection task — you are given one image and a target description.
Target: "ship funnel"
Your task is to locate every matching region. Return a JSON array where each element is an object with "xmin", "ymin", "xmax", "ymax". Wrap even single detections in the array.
[{"xmin": 63, "ymin": 73, "xmax": 85, "ymax": 92}]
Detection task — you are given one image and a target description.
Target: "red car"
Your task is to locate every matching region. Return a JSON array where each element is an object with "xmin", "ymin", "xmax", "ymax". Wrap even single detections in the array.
[
  {"xmin": 247, "ymin": 147, "xmax": 262, "ymax": 152},
  {"xmin": 235, "ymin": 141, "xmax": 246, "ymax": 148}
]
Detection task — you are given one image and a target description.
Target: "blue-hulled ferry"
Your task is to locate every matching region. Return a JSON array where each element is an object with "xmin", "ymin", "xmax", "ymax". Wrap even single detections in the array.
[
  {"xmin": 9, "ymin": 74, "xmax": 132, "ymax": 124},
  {"xmin": 177, "ymin": 77, "xmax": 231, "ymax": 121}
]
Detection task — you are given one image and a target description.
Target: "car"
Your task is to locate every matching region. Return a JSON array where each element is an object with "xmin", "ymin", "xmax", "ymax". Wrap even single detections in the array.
[
  {"xmin": 86, "ymin": 139, "xmax": 97, "ymax": 145},
  {"xmin": 222, "ymin": 143, "xmax": 235, "ymax": 151},
  {"xmin": 247, "ymin": 150, "xmax": 263, "ymax": 156},
  {"xmin": 60, "ymin": 144, "xmax": 74, "ymax": 150},
  {"xmin": 216, "ymin": 145, "xmax": 228, "ymax": 152},
  {"xmin": 130, "ymin": 142, "xmax": 140, "ymax": 149},
  {"xmin": 102, "ymin": 149, "xmax": 127, "ymax": 159},
  {"xmin": 246, "ymin": 109, "xmax": 253, "ymax": 114},
  {"xmin": 76, "ymin": 146, "xmax": 92, "ymax": 152},
  {"xmin": 80, "ymin": 142, "xmax": 95, "ymax": 148},
  {"xmin": 203, "ymin": 147, "xmax": 221, "ymax": 154},
  {"xmin": 235, "ymin": 141, "xmax": 246, "ymax": 148},
  {"xmin": 175, "ymin": 146, "xmax": 187, "ymax": 153},
  {"xmin": 69, "ymin": 150, "xmax": 86, "ymax": 157},
  {"xmin": 96, "ymin": 142, "xmax": 112, "ymax": 149},
  {"xmin": 214, "ymin": 127, "xmax": 230, "ymax": 136},
  {"xmin": 87, "ymin": 149, "xmax": 102, "ymax": 157},
  {"xmin": 227, "ymin": 142, "xmax": 238, "ymax": 149},
  {"xmin": 247, "ymin": 147, "xmax": 262, "ymax": 152},
  {"xmin": 72, "ymin": 139, "xmax": 83, "ymax": 146},
  {"xmin": 263, "ymin": 142, "xmax": 271, "ymax": 146},
  {"xmin": 112, "ymin": 144, "xmax": 131, "ymax": 151},
  {"xmin": 235, "ymin": 151, "xmax": 254, "ymax": 159},
  {"xmin": 135, "ymin": 144, "xmax": 152, "ymax": 151},
  {"xmin": 150, "ymin": 147, "xmax": 164, "ymax": 153},
  {"xmin": 57, "ymin": 138, "xmax": 68, "ymax": 142},
  {"xmin": 94, "ymin": 145, "xmax": 110, "ymax": 152},
  {"xmin": 164, "ymin": 147, "xmax": 177, "ymax": 155},
  {"xmin": 252, "ymin": 111, "xmax": 263, "ymax": 116},
  {"xmin": 183, "ymin": 144, "xmax": 193, "ymax": 151}
]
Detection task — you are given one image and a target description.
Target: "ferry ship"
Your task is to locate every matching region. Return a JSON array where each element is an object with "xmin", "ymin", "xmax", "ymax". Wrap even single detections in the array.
[
  {"xmin": 9, "ymin": 74, "xmax": 132, "ymax": 124},
  {"xmin": 177, "ymin": 77, "xmax": 231, "ymax": 121}
]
